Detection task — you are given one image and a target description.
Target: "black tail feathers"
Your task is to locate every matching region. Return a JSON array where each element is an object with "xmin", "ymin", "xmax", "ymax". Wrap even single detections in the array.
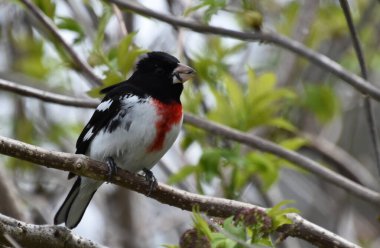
[{"xmin": 54, "ymin": 177, "xmax": 98, "ymax": 229}]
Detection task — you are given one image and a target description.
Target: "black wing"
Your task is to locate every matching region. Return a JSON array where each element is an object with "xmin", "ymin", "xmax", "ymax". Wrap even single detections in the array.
[
  {"xmin": 68, "ymin": 81, "xmax": 146, "ymax": 179},
  {"xmin": 75, "ymin": 81, "xmax": 144, "ymax": 154},
  {"xmin": 67, "ymin": 95, "xmax": 120, "ymax": 179},
  {"xmin": 75, "ymin": 98, "xmax": 120, "ymax": 155},
  {"xmin": 67, "ymin": 84, "xmax": 127, "ymax": 179}
]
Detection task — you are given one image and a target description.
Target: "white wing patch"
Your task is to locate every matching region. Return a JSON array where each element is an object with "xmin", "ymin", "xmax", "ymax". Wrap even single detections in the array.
[
  {"xmin": 83, "ymin": 127, "xmax": 94, "ymax": 141},
  {"xmin": 97, "ymin": 99, "xmax": 113, "ymax": 111}
]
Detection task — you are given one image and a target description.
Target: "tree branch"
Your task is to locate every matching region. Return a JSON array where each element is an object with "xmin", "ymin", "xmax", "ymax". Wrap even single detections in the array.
[
  {"xmin": 1, "ymin": 77, "xmax": 380, "ymax": 206},
  {"xmin": 19, "ymin": 0, "xmax": 103, "ymax": 86},
  {"xmin": 302, "ymin": 132, "xmax": 379, "ymax": 190},
  {"xmin": 108, "ymin": 0, "xmax": 380, "ymax": 102},
  {"xmin": 184, "ymin": 114, "xmax": 380, "ymax": 205},
  {"xmin": 13, "ymin": 0, "xmax": 380, "ymax": 198},
  {"xmin": 0, "ymin": 78, "xmax": 98, "ymax": 109},
  {"xmin": 339, "ymin": 0, "xmax": 380, "ymax": 175},
  {"xmin": 0, "ymin": 171, "xmax": 25, "ymax": 221},
  {"xmin": 0, "ymin": 136, "xmax": 360, "ymax": 248},
  {"xmin": 0, "ymin": 213, "xmax": 105, "ymax": 248}
]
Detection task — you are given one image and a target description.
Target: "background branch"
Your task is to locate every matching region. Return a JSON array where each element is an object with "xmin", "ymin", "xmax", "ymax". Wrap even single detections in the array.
[
  {"xmin": 1, "ymin": 77, "xmax": 379, "ymax": 206},
  {"xmin": 0, "ymin": 213, "xmax": 105, "ymax": 248},
  {"xmin": 184, "ymin": 114, "xmax": 380, "ymax": 205},
  {"xmin": 108, "ymin": 0, "xmax": 380, "ymax": 102},
  {"xmin": 20, "ymin": 0, "xmax": 103, "ymax": 86},
  {"xmin": 339, "ymin": 0, "xmax": 380, "ymax": 175},
  {"xmin": 302, "ymin": 132, "xmax": 379, "ymax": 189},
  {"xmin": 0, "ymin": 135, "xmax": 360, "ymax": 248},
  {"xmin": 0, "ymin": 78, "xmax": 97, "ymax": 109},
  {"xmin": 0, "ymin": 171, "xmax": 24, "ymax": 221}
]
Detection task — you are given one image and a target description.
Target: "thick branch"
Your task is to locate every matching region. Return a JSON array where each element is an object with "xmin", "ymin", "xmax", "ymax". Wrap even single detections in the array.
[
  {"xmin": 108, "ymin": 0, "xmax": 380, "ymax": 102},
  {"xmin": 0, "ymin": 136, "xmax": 359, "ymax": 248},
  {"xmin": 0, "ymin": 213, "xmax": 105, "ymax": 248},
  {"xmin": 1, "ymin": 77, "xmax": 380, "ymax": 206},
  {"xmin": 20, "ymin": 0, "xmax": 103, "ymax": 86}
]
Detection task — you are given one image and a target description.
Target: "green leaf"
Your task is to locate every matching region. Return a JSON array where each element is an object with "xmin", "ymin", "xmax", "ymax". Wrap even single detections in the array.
[
  {"xmin": 302, "ymin": 84, "xmax": 340, "ymax": 123},
  {"xmin": 210, "ymin": 233, "xmax": 237, "ymax": 248},
  {"xmin": 34, "ymin": 0, "xmax": 56, "ymax": 18},
  {"xmin": 267, "ymin": 200, "xmax": 300, "ymax": 230},
  {"xmin": 56, "ymin": 17, "xmax": 85, "ymax": 44},
  {"xmin": 266, "ymin": 118, "xmax": 297, "ymax": 132},
  {"xmin": 279, "ymin": 137, "xmax": 308, "ymax": 151},
  {"xmin": 116, "ymin": 33, "xmax": 147, "ymax": 77},
  {"xmin": 223, "ymin": 216, "xmax": 246, "ymax": 241},
  {"xmin": 198, "ymin": 149, "xmax": 223, "ymax": 182},
  {"xmin": 245, "ymin": 152, "xmax": 280, "ymax": 190},
  {"xmin": 94, "ymin": 6, "xmax": 112, "ymax": 50},
  {"xmin": 167, "ymin": 165, "xmax": 198, "ymax": 184},
  {"xmin": 184, "ymin": 0, "xmax": 227, "ymax": 23},
  {"xmin": 192, "ymin": 211, "xmax": 213, "ymax": 239}
]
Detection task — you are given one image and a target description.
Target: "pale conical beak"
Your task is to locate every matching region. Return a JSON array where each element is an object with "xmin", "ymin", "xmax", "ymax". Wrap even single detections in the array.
[{"xmin": 172, "ymin": 63, "xmax": 196, "ymax": 84}]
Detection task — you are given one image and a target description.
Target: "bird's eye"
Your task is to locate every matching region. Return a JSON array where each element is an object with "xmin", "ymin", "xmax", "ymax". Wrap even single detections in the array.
[{"xmin": 154, "ymin": 66, "xmax": 164, "ymax": 74}]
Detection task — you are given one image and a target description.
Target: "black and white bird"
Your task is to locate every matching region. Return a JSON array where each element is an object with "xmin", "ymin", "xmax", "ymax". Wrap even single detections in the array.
[{"xmin": 54, "ymin": 51, "xmax": 195, "ymax": 228}]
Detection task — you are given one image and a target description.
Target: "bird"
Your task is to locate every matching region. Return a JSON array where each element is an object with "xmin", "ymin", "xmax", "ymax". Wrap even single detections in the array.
[{"xmin": 54, "ymin": 51, "xmax": 195, "ymax": 229}]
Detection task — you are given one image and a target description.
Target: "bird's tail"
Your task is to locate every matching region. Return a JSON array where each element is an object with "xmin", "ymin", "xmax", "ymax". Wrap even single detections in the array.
[{"xmin": 54, "ymin": 176, "xmax": 102, "ymax": 229}]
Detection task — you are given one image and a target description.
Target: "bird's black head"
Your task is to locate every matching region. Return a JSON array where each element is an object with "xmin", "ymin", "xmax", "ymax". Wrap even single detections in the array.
[{"xmin": 130, "ymin": 51, "xmax": 195, "ymax": 103}]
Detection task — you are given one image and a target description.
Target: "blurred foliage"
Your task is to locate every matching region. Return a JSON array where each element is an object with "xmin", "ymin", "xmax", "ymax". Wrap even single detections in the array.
[
  {"xmin": 10, "ymin": 34, "xmax": 51, "ymax": 79},
  {"xmin": 185, "ymin": 0, "xmax": 227, "ymax": 23},
  {"xmin": 301, "ymin": 84, "xmax": 340, "ymax": 123},
  {"xmin": 2, "ymin": 0, "xmax": 380, "ymax": 246},
  {"xmin": 87, "ymin": 5, "xmax": 146, "ymax": 97},
  {"xmin": 168, "ymin": 202, "xmax": 298, "ymax": 248},
  {"xmin": 175, "ymin": 38, "xmax": 306, "ymax": 198},
  {"xmin": 33, "ymin": 0, "xmax": 56, "ymax": 18}
]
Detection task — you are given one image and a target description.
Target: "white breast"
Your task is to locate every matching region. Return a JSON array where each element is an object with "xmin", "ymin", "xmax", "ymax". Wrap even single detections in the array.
[{"xmin": 87, "ymin": 96, "xmax": 182, "ymax": 173}]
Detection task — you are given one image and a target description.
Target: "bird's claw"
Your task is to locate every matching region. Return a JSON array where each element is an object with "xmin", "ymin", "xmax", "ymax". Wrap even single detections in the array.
[
  {"xmin": 143, "ymin": 168, "xmax": 158, "ymax": 196},
  {"xmin": 106, "ymin": 157, "xmax": 117, "ymax": 183}
]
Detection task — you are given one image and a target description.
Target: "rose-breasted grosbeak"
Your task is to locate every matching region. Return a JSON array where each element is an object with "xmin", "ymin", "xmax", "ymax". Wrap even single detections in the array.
[{"xmin": 54, "ymin": 51, "xmax": 195, "ymax": 229}]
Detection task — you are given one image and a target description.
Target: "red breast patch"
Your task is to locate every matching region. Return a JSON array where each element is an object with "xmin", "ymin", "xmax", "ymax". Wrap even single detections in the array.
[{"xmin": 148, "ymin": 99, "xmax": 183, "ymax": 152}]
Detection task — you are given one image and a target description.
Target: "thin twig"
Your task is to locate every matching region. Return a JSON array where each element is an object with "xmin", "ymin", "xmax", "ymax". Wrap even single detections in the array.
[
  {"xmin": 1, "ymin": 77, "xmax": 380, "ymax": 205},
  {"xmin": 0, "ymin": 78, "xmax": 98, "ymax": 108},
  {"xmin": 108, "ymin": 0, "xmax": 380, "ymax": 102},
  {"xmin": 339, "ymin": 0, "xmax": 380, "ymax": 175},
  {"xmin": 19, "ymin": 0, "xmax": 103, "ymax": 86},
  {"xmin": 112, "ymin": 4, "xmax": 128, "ymax": 36},
  {"xmin": 302, "ymin": 132, "xmax": 379, "ymax": 190},
  {"xmin": 184, "ymin": 114, "xmax": 380, "ymax": 205},
  {"xmin": 0, "ymin": 136, "xmax": 360, "ymax": 248}
]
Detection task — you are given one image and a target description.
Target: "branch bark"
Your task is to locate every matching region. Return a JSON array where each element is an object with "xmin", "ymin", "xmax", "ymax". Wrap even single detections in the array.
[
  {"xmin": 108, "ymin": 0, "xmax": 380, "ymax": 102},
  {"xmin": 0, "ymin": 213, "xmax": 105, "ymax": 248},
  {"xmin": 0, "ymin": 136, "xmax": 360, "ymax": 248},
  {"xmin": 1, "ymin": 77, "xmax": 380, "ymax": 206}
]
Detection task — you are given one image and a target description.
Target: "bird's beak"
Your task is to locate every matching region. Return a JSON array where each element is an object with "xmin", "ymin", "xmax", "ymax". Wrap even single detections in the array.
[{"xmin": 172, "ymin": 63, "xmax": 195, "ymax": 84}]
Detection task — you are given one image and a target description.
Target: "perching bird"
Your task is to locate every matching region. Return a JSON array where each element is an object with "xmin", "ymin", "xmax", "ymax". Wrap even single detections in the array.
[{"xmin": 54, "ymin": 51, "xmax": 195, "ymax": 228}]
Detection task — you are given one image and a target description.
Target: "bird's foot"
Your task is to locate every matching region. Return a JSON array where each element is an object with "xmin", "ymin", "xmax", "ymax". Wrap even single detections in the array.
[
  {"xmin": 106, "ymin": 157, "xmax": 118, "ymax": 183},
  {"xmin": 143, "ymin": 168, "xmax": 158, "ymax": 196}
]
